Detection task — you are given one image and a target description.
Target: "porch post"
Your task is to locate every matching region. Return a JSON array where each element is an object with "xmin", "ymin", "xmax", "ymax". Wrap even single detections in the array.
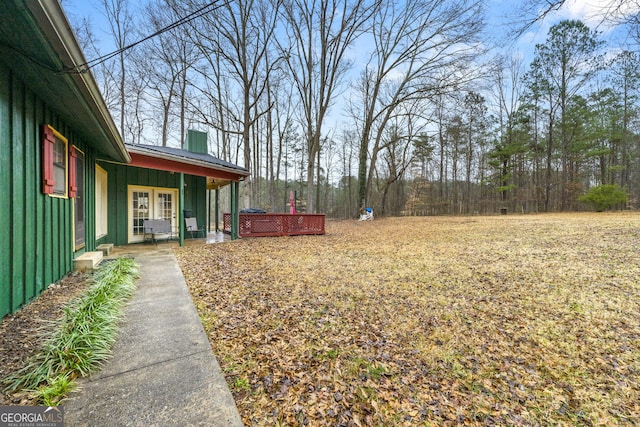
[
  {"xmin": 215, "ymin": 189, "xmax": 220, "ymax": 232},
  {"xmin": 231, "ymin": 181, "xmax": 239, "ymax": 240},
  {"xmin": 179, "ymin": 173, "xmax": 185, "ymax": 247},
  {"xmin": 207, "ymin": 189, "xmax": 211, "ymax": 233}
]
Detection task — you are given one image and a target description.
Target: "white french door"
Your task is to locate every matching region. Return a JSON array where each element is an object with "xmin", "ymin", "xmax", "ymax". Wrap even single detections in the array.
[{"xmin": 128, "ymin": 186, "xmax": 178, "ymax": 243}]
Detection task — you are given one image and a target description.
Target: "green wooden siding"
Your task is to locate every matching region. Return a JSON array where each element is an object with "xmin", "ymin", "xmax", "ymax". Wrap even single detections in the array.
[
  {"xmin": 0, "ymin": 63, "xmax": 10, "ymax": 317},
  {"xmin": 184, "ymin": 175, "xmax": 207, "ymax": 228},
  {"xmin": 24, "ymin": 87, "xmax": 36, "ymax": 303},
  {"xmin": 96, "ymin": 161, "xmax": 207, "ymax": 246},
  {"xmin": 186, "ymin": 130, "xmax": 208, "ymax": 154},
  {"xmin": 12, "ymin": 79, "xmax": 25, "ymax": 309},
  {"xmin": 0, "ymin": 63, "xmax": 100, "ymax": 318}
]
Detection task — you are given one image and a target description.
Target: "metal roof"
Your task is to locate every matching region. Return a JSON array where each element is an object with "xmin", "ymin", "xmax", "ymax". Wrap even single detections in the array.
[{"xmin": 125, "ymin": 143, "xmax": 249, "ymax": 180}]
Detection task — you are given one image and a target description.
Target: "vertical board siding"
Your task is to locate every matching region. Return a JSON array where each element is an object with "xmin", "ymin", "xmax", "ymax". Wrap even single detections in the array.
[
  {"xmin": 184, "ymin": 175, "xmax": 207, "ymax": 224},
  {"xmin": 186, "ymin": 130, "xmax": 208, "ymax": 154},
  {"xmin": 51, "ymin": 198, "xmax": 61, "ymax": 283},
  {"xmin": 12, "ymin": 76, "xmax": 25, "ymax": 308},
  {"xmin": 24, "ymin": 89, "xmax": 36, "ymax": 302},
  {"xmin": 0, "ymin": 64, "xmax": 99, "ymax": 318},
  {"xmin": 43, "ymin": 191, "xmax": 53, "ymax": 297},
  {"xmin": 34, "ymin": 98, "xmax": 45, "ymax": 296},
  {"xmin": 0, "ymin": 65, "xmax": 10, "ymax": 316},
  {"xmin": 84, "ymin": 148, "xmax": 97, "ymax": 253},
  {"xmin": 195, "ymin": 177, "xmax": 206, "ymax": 224}
]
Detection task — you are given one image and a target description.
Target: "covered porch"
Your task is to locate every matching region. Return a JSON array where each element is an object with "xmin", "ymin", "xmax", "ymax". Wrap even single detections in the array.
[
  {"xmin": 114, "ymin": 230, "xmax": 231, "ymax": 254},
  {"xmin": 123, "ymin": 133, "xmax": 249, "ymax": 246}
]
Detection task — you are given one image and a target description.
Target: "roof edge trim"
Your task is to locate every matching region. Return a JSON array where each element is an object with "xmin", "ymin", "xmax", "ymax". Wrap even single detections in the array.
[
  {"xmin": 126, "ymin": 145, "xmax": 250, "ymax": 177},
  {"xmin": 29, "ymin": 0, "xmax": 130, "ymax": 163}
]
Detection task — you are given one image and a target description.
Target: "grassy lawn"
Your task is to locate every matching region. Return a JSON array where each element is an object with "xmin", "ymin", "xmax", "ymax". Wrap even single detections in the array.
[{"xmin": 175, "ymin": 213, "xmax": 640, "ymax": 426}]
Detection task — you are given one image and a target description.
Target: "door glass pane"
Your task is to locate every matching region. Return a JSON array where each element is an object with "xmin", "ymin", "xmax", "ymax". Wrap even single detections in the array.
[
  {"xmin": 133, "ymin": 191, "xmax": 150, "ymax": 236},
  {"xmin": 157, "ymin": 193, "xmax": 173, "ymax": 220}
]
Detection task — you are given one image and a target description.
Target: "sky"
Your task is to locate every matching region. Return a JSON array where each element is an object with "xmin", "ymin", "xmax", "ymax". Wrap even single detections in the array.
[
  {"xmin": 526, "ymin": 1, "xmax": 637, "ymax": 52},
  {"xmin": 59, "ymin": 0, "xmax": 637, "ymax": 152},
  {"xmin": 61, "ymin": 0, "xmax": 635, "ymax": 72}
]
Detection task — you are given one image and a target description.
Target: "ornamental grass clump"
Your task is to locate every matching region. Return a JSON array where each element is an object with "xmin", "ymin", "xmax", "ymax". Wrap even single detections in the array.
[{"xmin": 5, "ymin": 257, "xmax": 138, "ymax": 404}]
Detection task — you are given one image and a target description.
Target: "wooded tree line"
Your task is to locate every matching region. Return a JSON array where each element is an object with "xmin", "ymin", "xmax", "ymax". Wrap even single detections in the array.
[{"xmin": 69, "ymin": 0, "xmax": 640, "ymax": 217}]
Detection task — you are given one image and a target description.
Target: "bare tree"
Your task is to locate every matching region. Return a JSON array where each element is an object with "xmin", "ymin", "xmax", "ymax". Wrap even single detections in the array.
[
  {"xmin": 99, "ymin": 0, "xmax": 136, "ymax": 138},
  {"xmin": 186, "ymin": 0, "xmax": 281, "ymax": 207},
  {"xmin": 462, "ymin": 91, "xmax": 488, "ymax": 213},
  {"xmin": 273, "ymin": 82, "xmax": 299, "ymax": 211},
  {"xmin": 338, "ymin": 129, "xmax": 360, "ymax": 217},
  {"xmin": 352, "ymin": 0, "xmax": 485, "ymax": 212},
  {"xmin": 512, "ymin": 0, "xmax": 640, "ymax": 42},
  {"xmin": 189, "ymin": 49, "xmax": 243, "ymax": 162},
  {"xmin": 124, "ymin": 55, "xmax": 151, "ymax": 144},
  {"xmin": 377, "ymin": 111, "xmax": 420, "ymax": 215},
  {"xmin": 279, "ymin": 0, "xmax": 378, "ymax": 213},
  {"xmin": 608, "ymin": 50, "xmax": 640, "ymax": 191},
  {"xmin": 489, "ymin": 54, "xmax": 528, "ymax": 208},
  {"xmin": 140, "ymin": 1, "xmax": 201, "ymax": 147}
]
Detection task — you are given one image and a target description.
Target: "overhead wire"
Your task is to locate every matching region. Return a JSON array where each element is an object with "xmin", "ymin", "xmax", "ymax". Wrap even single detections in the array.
[{"xmin": 66, "ymin": 0, "xmax": 229, "ymax": 74}]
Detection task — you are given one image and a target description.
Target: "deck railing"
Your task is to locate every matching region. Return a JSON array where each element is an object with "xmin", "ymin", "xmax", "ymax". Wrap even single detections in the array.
[{"xmin": 223, "ymin": 213, "xmax": 325, "ymax": 237}]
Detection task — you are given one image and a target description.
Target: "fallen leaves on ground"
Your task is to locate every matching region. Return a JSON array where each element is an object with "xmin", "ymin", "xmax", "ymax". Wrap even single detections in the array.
[{"xmin": 175, "ymin": 213, "xmax": 640, "ymax": 426}]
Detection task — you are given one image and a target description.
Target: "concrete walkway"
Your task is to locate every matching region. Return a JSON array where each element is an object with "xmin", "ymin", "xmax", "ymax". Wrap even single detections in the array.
[{"xmin": 65, "ymin": 248, "xmax": 243, "ymax": 427}]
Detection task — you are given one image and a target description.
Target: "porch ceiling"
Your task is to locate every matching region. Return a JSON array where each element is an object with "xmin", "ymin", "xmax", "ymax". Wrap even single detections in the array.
[{"xmin": 207, "ymin": 177, "xmax": 232, "ymax": 190}]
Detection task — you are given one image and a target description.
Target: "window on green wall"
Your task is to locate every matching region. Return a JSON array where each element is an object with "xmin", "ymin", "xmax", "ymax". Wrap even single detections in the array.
[
  {"xmin": 53, "ymin": 137, "xmax": 66, "ymax": 195},
  {"xmin": 41, "ymin": 124, "xmax": 68, "ymax": 197}
]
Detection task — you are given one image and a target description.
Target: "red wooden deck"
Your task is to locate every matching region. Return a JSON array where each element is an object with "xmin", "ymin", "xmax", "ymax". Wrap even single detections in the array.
[{"xmin": 223, "ymin": 213, "xmax": 325, "ymax": 237}]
